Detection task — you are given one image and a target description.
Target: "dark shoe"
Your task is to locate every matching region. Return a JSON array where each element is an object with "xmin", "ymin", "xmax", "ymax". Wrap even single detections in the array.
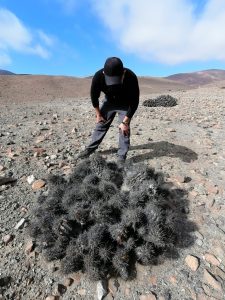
[{"xmin": 77, "ymin": 148, "xmax": 95, "ymax": 159}]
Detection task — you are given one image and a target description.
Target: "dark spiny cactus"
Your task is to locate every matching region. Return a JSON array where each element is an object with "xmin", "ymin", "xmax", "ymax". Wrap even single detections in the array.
[
  {"xmin": 135, "ymin": 242, "xmax": 155, "ymax": 265},
  {"xmin": 83, "ymin": 174, "xmax": 101, "ymax": 185},
  {"xmin": 47, "ymin": 174, "xmax": 67, "ymax": 187},
  {"xmin": 61, "ymin": 255, "xmax": 83, "ymax": 274},
  {"xmin": 28, "ymin": 221, "xmax": 42, "ymax": 238},
  {"xmin": 28, "ymin": 154, "xmax": 190, "ymax": 280},
  {"xmin": 109, "ymin": 223, "xmax": 129, "ymax": 245},
  {"xmin": 112, "ymin": 247, "xmax": 130, "ymax": 280},
  {"xmin": 142, "ymin": 224, "xmax": 166, "ymax": 249},
  {"xmin": 62, "ymin": 186, "xmax": 83, "ymax": 208},
  {"xmin": 121, "ymin": 208, "xmax": 146, "ymax": 231},
  {"xmin": 37, "ymin": 193, "xmax": 47, "ymax": 204},
  {"xmin": 143, "ymin": 95, "xmax": 178, "ymax": 107},
  {"xmin": 89, "ymin": 154, "xmax": 106, "ymax": 176},
  {"xmin": 80, "ymin": 183, "xmax": 103, "ymax": 201},
  {"xmin": 44, "ymin": 236, "xmax": 69, "ymax": 261},
  {"xmin": 99, "ymin": 181, "xmax": 118, "ymax": 200},
  {"xmin": 68, "ymin": 160, "xmax": 91, "ymax": 184}
]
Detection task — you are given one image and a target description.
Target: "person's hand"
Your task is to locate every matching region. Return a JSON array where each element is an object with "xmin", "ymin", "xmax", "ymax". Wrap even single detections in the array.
[
  {"xmin": 96, "ymin": 114, "xmax": 106, "ymax": 124},
  {"xmin": 119, "ymin": 122, "xmax": 130, "ymax": 136}
]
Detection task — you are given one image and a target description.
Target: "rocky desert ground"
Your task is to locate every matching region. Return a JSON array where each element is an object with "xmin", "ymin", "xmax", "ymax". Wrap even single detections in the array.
[{"xmin": 0, "ymin": 74, "xmax": 225, "ymax": 300}]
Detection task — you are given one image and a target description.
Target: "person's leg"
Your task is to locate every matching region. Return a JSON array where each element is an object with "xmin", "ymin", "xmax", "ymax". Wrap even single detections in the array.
[
  {"xmin": 117, "ymin": 110, "xmax": 130, "ymax": 161},
  {"xmin": 84, "ymin": 101, "xmax": 116, "ymax": 153}
]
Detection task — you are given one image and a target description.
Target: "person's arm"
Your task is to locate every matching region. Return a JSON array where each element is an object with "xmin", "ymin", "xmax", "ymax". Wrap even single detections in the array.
[
  {"xmin": 124, "ymin": 74, "xmax": 139, "ymax": 120},
  {"xmin": 94, "ymin": 107, "xmax": 106, "ymax": 123},
  {"xmin": 90, "ymin": 71, "xmax": 101, "ymax": 108},
  {"xmin": 90, "ymin": 71, "xmax": 106, "ymax": 123},
  {"xmin": 119, "ymin": 73, "xmax": 139, "ymax": 135}
]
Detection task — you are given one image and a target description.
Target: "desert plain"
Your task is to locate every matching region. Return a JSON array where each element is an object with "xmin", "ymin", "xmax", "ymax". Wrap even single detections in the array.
[{"xmin": 0, "ymin": 71, "xmax": 225, "ymax": 299}]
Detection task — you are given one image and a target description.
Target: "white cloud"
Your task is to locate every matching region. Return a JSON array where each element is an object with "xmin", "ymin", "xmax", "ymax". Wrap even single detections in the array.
[
  {"xmin": 0, "ymin": 8, "xmax": 52, "ymax": 66},
  {"xmin": 38, "ymin": 30, "xmax": 55, "ymax": 47},
  {"xmin": 92, "ymin": 0, "xmax": 225, "ymax": 64},
  {"xmin": 28, "ymin": 44, "xmax": 51, "ymax": 59},
  {"xmin": 0, "ymin": 8, "xmax": 32, "ymax": 51}
]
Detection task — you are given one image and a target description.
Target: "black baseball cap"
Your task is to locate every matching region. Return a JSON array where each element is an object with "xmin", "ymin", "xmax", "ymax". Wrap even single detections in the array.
[{"xmin": 103, "ymin": 57, "xmax": 124, "ymax": 85}]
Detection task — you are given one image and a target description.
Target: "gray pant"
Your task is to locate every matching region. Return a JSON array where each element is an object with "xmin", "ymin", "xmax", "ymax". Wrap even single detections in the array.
[{"xmin": 87, "ymin": 100, "xmax": 130, "ymax": 159}]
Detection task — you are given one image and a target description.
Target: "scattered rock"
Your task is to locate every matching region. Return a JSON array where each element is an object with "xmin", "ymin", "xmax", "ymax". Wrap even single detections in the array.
[
  {"xmin": 214, "ymin": 267, "xmax": 225, "ymax": 281},
  {"xmin": 205, "ymin": 183, "xmax": 219, "ymax": 195},
  {"xmin": 124, "ymin": 287, "xmax": 131, "ymax": 297},
  {"xmin": 108, "ymin": 278, "xmax": 119, "ymax": 295},
  {"xmin": 50, "ymin": 154, "xmax": 57, "ymax": 160},
  {"xmin": 97, "ymin": 280, "xmax": 108, "ymax": 300},
  {"xmin": 7, "ymin": 148, "xmax": 17, "ymax": 158},
  {"xmin": 213, "ymin": 246, "xmax": 224, "ymax": 264},
  {"xmin": 35, "ymin": 136, "xmax": 46, "ymax": 144},
  {"xmin": 167, "ymin": 128, "xmax": 176, "ymax": 132},
  {"xmin": 52, "ymin": 114, "xmax": 58, "ymax": 119},
  {"xmin": 204, "ymin": 253, "xmax": 220, "ymax": 266},
  {"xmin": 69, "ymin": 273, "xmax": 81, "ymax": 285},
  {"xmin": 2, "ymin": 234, "xmax": 14, "ymax": 245},
  {"xmin": 77, "ymin": 289, "xmax": 86, "ymax": 296},
  {"xmin": 170, "ymin": 175, "xmax": 186, "ymax": 184},
  {"xmin": 21, "ymin": 206, "xmax": 28, "ymax": 213},
  {"xmin": 15, "ymin": 218, "xmax": 26, "ymax": 230},
  {"xmin": 0, "ymin": 276, "xmax": 11, "ymax": 287},
  {"xmin": 169, "ymin": 275, "xmax": 177, "ymax": 285},
  {"xmin": 196, "ymin": 293, "xmax": 209, "ymax": 300},
  {"xmin": 0, "ymin": 176, "xmax": 16, "ymax": 186},
  {"xmin": 33, "ymin": 147, "xmax": 45, "ymax": 157},
  {"xmin": 139, "ymin": 292, "xmax": 157, "ymax": 300},
  {"xmin": 71, "ymin": 127, "xmax": 78, "ymax": 133},
  {"xmin": 46, "ymin": 296, "xmax": 59, "ymax": 300},
  {"xmin": 27, "ymin": 175, "xmax": 35, "ymax": 184},
  {"xmin": 54, "ymin": 283, "xmax": 67, "ymax": 296},
  {"xmin": 184, "ymin": 176, "xmax": 192, "ymax": 183},
  {"xmin": 185, "ymin": 255, "xmax": 200, "ymax": 271},
  {"xmin": 32, "ymin": 179, "xmax": 46, "ymax": 190},
  {"xmin": 202, "ymin": 282, "xmax": 224, "ymax": 300},
  {"xmin": 0, "ymin": 165, "xmax": 5, "ymax": 171},
  {"xmin": 58, "ymin": 161, "xmax": 67, "ymax": 168},
  {"xmin": 63, "ymin": 277, "xmax": 73, "ymax": 287},
  {"xmin": 203, "ymin": 269, "xmax": 222, "ymax": 291},
  {"xmin": 149, "ymin": 275, "xmax": 157, "ymax": 287},
  {"xmin": 25, "ymin": 240, "xmax": 35, "ymax": 254},
  {"xmin": 104, "ymin": 294, "xmax": 114, "ymax": 300}
]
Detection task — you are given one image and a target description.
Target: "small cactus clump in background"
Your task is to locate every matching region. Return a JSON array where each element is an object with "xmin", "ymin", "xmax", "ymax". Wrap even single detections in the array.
[
  {"xmin": 143, "ymin": 95, "xmax": 178, "ymax": 107},
  {"xmin": 28, "ymin": 154, "xmax": 188, "ymax": 280}
]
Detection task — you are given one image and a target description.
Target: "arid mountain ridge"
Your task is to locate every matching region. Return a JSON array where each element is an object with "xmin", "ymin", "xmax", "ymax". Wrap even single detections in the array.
[
  {"xmin": 166, "ymin": 69, "xmax": 225, "ymax": 85},
  {"xmin": 1, "ymin": 68, "xmax": 225, "ymax": 85},
  {"xmin": 1, "ymin": 68, "xmax": 225, "ymax": 104}
]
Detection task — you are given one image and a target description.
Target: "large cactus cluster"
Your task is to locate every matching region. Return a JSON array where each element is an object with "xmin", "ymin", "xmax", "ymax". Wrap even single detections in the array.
[{"xmin": 28, "ymin": 154, "xmax": 180, "ymax": 280}]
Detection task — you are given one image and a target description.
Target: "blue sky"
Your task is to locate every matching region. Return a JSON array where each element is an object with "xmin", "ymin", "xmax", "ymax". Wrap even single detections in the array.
[{"xmin": 1, "ymin": 0, "xmax": 225, "ymax": 77}]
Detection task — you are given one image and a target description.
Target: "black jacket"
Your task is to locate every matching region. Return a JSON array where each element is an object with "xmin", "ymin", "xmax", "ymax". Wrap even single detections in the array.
[{"xmin": 90, "ymin": 68, "xmax": 139, "ymax": 118}]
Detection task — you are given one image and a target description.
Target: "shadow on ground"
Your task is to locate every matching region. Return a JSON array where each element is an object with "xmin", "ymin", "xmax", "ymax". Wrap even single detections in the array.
[{"xmin": 100, "ymin": 141, "xmax": 198, "ymax": 163}]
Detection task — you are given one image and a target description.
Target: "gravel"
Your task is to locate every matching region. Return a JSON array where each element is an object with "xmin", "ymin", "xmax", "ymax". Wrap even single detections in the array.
[{"xmin": 0, "ymin": 84, "xmax": 225, "ymax": 299}]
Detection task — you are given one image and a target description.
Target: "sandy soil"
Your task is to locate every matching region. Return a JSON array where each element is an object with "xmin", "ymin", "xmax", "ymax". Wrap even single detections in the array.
[{"xmin": 0, "ymin": 76, "xmax": 225, "ymax": 300}]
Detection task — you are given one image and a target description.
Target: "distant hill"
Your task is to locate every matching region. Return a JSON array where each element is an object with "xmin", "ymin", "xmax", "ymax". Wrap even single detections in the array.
[
  {"xmin": 166, "ymin": 69, "xmax": 225, "ymax": 86},
  {"xmin": 0, "ymin": 69, "xmax": 15, "ymax": 75},
  {"xmin": 1, "ymin": 69, "xmax": 225, "ymax": 104},
  {"xmin": 0, "ymin": 74, "xmax": 189, "ymax": 104}
]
